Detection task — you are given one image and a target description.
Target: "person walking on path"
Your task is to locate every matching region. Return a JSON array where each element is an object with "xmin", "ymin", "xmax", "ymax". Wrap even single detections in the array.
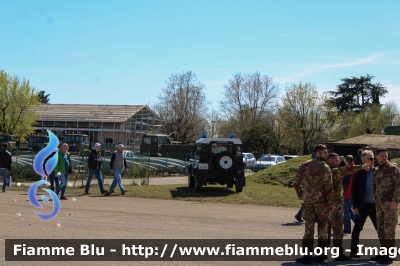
[
  {"xmin": 105, "ymin": 144, "xmax": 128, "ymax": 196},
  {"xmin": 54, "ymin": 143, "xmax": 71, "ymax": 200},
  {"xmin": 0, "ymin": 143, "xmax": 12, "ymax": 192},
  {"xmin": 85, "ymin": 143, "xmax": 107, "ymax": 195}
]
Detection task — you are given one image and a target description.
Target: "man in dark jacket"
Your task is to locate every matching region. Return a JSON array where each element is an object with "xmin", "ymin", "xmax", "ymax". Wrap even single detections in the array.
[
  {"xmin": 85, "ymin": 143, "xmax": 107, "ymax": 195},
  {"xmin": 350, "ymin": 150, "xmax": 377, "ymax": 258},
  {"xmin": 0, "ymin": 143, "xmax": 12, "ymax": 192}
]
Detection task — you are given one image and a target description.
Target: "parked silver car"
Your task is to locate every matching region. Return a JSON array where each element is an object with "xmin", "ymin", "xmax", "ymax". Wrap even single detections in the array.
[
  {"xmin": 242, "ymin": 153, "xmax": 256, "ymax": 168},
  {"xmin": 252, "ymin": 155, "xmax": 286, "ymax": 172}
]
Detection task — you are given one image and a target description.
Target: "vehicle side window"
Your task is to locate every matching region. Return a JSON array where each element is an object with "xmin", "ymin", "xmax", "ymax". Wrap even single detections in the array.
[
  {"xmin": 236, "ymin": 145, "xmax": 242, "ymax": 156},
  {"xmin": 195, "ymin": 145, "xmax": 201, "ymax": 156}
]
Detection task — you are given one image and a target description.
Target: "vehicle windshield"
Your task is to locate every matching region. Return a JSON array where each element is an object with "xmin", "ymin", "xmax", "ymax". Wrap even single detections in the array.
[
  {"xmin": 0, "ymin": 136, "xmax": 10, "ymax": 142},
  {"xmin": 29, "ymin": 136, "xmax": 47, "ymax": 143},
  {"xmin": 211, "ymin": 142, "xmax": 232, "ymax": 154},
  {"xmin": 63, "ymin": 135, "xmax": 88, "ymax": 143},
  {"xmin": 260, "ymin": 156, "xmax": 276, "ymax": 162}
]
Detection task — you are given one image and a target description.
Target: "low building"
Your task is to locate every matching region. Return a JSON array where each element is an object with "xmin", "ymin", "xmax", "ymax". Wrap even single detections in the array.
[
  {"xmin": 33, "ymin": 104, "xmax": 162, "ymax": 151},
  {"xmin": 329, "ymin": 134, "xmax": 400, "ymax": 158}
]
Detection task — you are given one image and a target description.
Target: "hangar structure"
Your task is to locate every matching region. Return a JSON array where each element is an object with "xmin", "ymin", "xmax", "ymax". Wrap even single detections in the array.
[{"xmin": 33, "ymin": 104, "xmax": 162, "ymax": 151}]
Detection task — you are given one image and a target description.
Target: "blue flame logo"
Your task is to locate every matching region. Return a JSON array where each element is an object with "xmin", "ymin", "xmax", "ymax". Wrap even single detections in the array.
[{"xmin": 28, "ymin": 130, "xmax": 60, "ymax": 221}]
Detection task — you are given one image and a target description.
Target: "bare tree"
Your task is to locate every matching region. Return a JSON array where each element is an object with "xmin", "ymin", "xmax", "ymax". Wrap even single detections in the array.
[
  {"xmin": 153, "ymin": 71, "xmax": 208, "ymax": 143},
  {"xmin": 219, "ymin": 72, "xmax": 279, "ymax": 137},
  {"xmin": 382, "ymin": 100, "xmax": 400, "ymax": 126}
]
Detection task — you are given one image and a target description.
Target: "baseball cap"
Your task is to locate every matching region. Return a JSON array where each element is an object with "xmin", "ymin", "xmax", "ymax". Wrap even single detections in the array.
[
  {"xmin": 94, "ymin": 143, "xmax": 101, "ymax": 148},
  {"xmin": 117, "ymin": 144, "xmax": 125, "ymax": 148}
]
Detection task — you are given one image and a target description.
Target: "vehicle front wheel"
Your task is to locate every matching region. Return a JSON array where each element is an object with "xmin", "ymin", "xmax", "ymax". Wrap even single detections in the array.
[{"xmin": 235, "ymin": 186, "xmax": 243, "ymax": 192}]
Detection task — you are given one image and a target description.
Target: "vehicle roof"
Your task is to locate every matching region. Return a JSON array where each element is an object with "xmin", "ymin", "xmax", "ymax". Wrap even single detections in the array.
[{"xmin": 195, "ymin": 138, "xmax": 242, "ymax": 145}]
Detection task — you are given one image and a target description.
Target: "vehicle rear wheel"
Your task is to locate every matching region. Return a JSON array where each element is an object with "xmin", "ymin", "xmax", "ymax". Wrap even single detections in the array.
[
  {"xmin": 235, "ymin": 186, "xmax": 243, "ymax": 192},
  {"xmin": 188, "ymin": 174, "xmax": 195, "ymax": 188},
  {"xmin": 195, "ymin": 178, "xmax": 202, "ymax": 192}
]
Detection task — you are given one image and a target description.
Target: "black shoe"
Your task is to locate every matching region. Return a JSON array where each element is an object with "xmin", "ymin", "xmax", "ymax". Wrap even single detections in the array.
[
  {"xmin": 2, "ymin": 189, "xmax": 5, "ymax": 192},
  {"xmin": 335, "ymin": 252, "xmax": 350, "ymax": 261},
  {"xmin": 295, "ymin": 256, "xmax": 313, "ymax": 264},
  {"xmin": 101, "ymin": 190, "xmax": 108, "ymax": 194},
  {"xmin": 295, "ymin": 215, "xmax": 304, "ymax": 222},
  {"xmin": 379, "ymin": 255, "xmax": 393, "ymax": 264},
  {"xmin": 84, "ymin": 191, "xmax": 90, "ymax": 195},
  {"xmin": 104, "ymin": 191, "xmax": 114, "ymax": 196},
  {"xmin": 349, "ymin": 252, "xmax": 360, "ymax": 258},
  {"xmin": 343, "ymin": 229, "xmax": 351, "ymax": 234},
  {"xmin": 121, "ymin": 189, "xmax": 127, "ymax": 195},
  {"xmin": 313, "ymin": 254, "xmax": 327, "ymax": 263},
  {"xmin": 371, "ymin": 254, "xmax": 382, "ymax": 261}
]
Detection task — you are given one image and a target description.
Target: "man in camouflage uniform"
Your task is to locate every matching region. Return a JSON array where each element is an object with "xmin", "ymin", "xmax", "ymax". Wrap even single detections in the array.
[
  {"xmin": 293, "ymin": 144, "xmax": 334, "ymax": 264},
  {"xmin": 325, "ymin": 153, "xmax": 370, "ymax": 261},
  {"xmin": 372, "ymin": 147, "xmax": 400, "ymax": 264}
]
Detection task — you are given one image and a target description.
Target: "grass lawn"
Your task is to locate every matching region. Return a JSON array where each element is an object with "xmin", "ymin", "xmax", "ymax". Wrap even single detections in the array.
[{"xmin": 11, "ymin": 177, "xmax": 303, "ymax": 208}]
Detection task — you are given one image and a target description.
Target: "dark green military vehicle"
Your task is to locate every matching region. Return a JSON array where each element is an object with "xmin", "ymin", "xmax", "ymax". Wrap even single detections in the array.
[{"xmin": 187, "ymin": 135, "xmax": 246, "ymax": 192}]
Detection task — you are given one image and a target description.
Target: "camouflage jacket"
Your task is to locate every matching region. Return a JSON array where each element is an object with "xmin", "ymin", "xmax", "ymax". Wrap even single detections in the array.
[
  {"xmin": 373, "ymin": 162, "xmax": 400, "ymax": 203},
  {"xmin": 330, "ymin": 165, "xmax": 362, "ymax": 206},
  {"xmin": 294, "ymin": 158, "xmax": 334, "ymax": 206}
]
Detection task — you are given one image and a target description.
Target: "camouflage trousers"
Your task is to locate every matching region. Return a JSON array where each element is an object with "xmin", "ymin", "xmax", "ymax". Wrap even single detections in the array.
[
  {"xmin": 328, "ymin": 204, "xmax": 344, "ymax": 248},
  {"xmin": 376, "ymin": 200, "xmax": 398, "ymax": 248},
  {"xmin": 302, "ymin": 203, "xmax": 329, "ymax": 249}
]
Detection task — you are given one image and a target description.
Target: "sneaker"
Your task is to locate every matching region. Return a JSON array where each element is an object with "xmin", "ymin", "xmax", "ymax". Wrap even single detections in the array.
[
  {"xmin": 104, "ymin": 191, "xmax": 114, "ymax": 196},
  {"xmin": 313, "ymin": 254, "xmax": 327, "ymax": 263},
  {"xmin": 371, "ymin": 254, "xmax": 382, "ymax": 261},
  {"xmin": 295, "ymin": 215, "xmax": 304, "ymax": 222},
  {"xmin": 60, "ymin": 196, "xmax": 68, "ymax": 200},
  {"xmin": 295, "ymin": 256, "xmax": 313, "ymax": 264},
  {"xmin": 334, "ymin": 252, "xmax": 350, "ymax": 261},
  {"xmin": 121, "ymin": 189, "xmax": 128, "ymax": 195},
  {"xmin": 101, "ymin": 190, "xmax": 108, "ymax": 194},
  {"xmin": 378, "ymin": 255, "xmax": 393, "ymax": 264},
  {"xmin": 349, "ymin": 252, "xmax": 361, "ymax": 258}
]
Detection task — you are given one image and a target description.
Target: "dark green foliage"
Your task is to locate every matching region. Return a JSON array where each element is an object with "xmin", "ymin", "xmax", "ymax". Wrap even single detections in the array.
[{"xmin": 328, "ymin": 75, "xmax": 388, "ymax": 114}]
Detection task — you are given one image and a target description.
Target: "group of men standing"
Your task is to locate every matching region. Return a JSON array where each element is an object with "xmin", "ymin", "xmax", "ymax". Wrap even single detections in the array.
[
  {"xmin": 294, "ymin": 144, "xmax": 400, "ymax": 264},
  {"xmin": 0, "ymin": 141, "xmax": 129, "ymax": 198}
]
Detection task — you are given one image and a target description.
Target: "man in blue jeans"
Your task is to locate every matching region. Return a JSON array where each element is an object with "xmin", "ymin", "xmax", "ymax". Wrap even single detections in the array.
[
  {"xmin": 85, "ymin": 143, "xmax": 107, "ymax": 195},
  {"xmin": 0, "ymin": 143, "xmax": 12, "ymax": 192},
  {"xmin": 54, "ymin": 143, "xmax": 71, "ymax": 200},
  {"xmin": 105, "ymin": 144, "xmax": 128, "ymax": 196}
]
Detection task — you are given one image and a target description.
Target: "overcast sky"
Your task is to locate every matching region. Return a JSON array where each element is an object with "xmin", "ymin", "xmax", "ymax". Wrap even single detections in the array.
[{"xmin": 1, "ymin": 0, "xmax": 399, "ymax": 109}]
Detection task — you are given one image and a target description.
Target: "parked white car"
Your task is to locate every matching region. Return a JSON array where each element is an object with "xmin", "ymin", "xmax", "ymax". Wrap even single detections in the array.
[
  {"xmin": 242, "ymin": 153, "xmax": 256, "ymax": 168},
  {"xmin": 252, "ymin": 155, "xmax": 286, "ymax": 172}
]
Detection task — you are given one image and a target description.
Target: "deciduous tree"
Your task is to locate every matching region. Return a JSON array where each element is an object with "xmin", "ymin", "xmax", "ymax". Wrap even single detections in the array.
[
  {"xmin": 219, "ymin": 72, "xmax": 279, "ymax": 137},
  {"xmin": 278, "ymin": 82, "xmax": 328, "ymax": 154},
  {"xmin": 153, "ymin": 71, "xmax": 208, "ymax": 143},
  {"xmin": 0, "ymin": 70, "xmax": 40, "ymax": 138}
]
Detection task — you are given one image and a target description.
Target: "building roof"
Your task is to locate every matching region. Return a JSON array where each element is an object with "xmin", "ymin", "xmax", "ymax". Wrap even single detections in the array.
[
  {"xmin": 333, "ymin": 134, "xmax": 400, "ymax": 149},
  {"xmin": 34, "ymin": 104, "xmax": 155, "ymax": 123}
]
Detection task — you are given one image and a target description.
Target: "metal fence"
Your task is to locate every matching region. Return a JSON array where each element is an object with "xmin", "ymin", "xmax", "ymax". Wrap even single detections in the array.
[{"xmin": 10, "ymin": 150, "xmax": 190, "ymax": 182}]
